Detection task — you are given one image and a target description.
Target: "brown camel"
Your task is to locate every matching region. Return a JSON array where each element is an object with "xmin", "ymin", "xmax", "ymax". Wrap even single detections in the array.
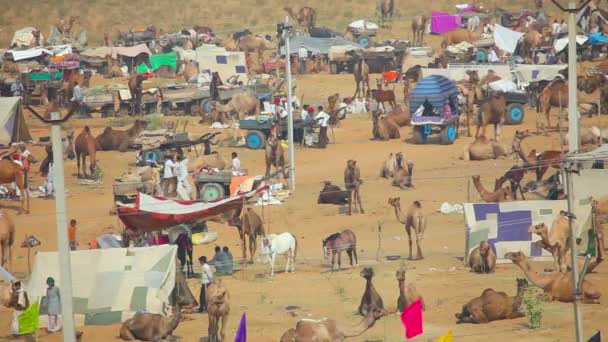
[
  {"xmin": 528, "ymin": 214, "xmax": 570, "ymax": 272},
  {"xmin": 358, "ymin": 267, "xmax": 385, "ymax": 316},
  {"xmin": 106, "ymin": 55, "xmax": 123, "ymax": 78},
  {"xmin": 207, "ymin": 279, "xmax": 230, "ymax": 342},
  {"xmin": 177, "ymin": 60, "xmax": 199, "ymax": 82},
  {"xmin": 472, "ymin": 175, "xmax": 512, "ymax": 203},
  {"xmin": 412, "ymin": 15, "xmax": 429, "ymax": 46},
  {"xmin": 240, "ymin": 207, "xmax": 266, "ymax": 262},
  {"xmin": 392, "ymin": 156, "xmax": 414, "ymax": 190},
  {"xmin": 128, "ymin": 73, "xmax": 146, "ymax": 115},
  {"xmin": 506, "ymin": 251, "xmax": 601, "ymax": 303},
  {"xmin": 323, "ymin": 229, "xmax": 358, "ymax": 271},
  {"xmin": 468, "ymin": 241, "xmax": 496, "ymax": 273},
  {"xmin": 475, "ymin": 90, "xmax": 506, "ymax": 141},
  {"xmin": 460, "ymin": 82, "xmax": 476, "ymax": 137},
  {"xmin": 455, "ymin": 278, "xmax": 527, "ymax": 324},
  {"xmin": 58, "ymin": 16, "xmax": 78, "ymax": 35},
  {"xmin": 237, "ymin": 35, "xmax": 275, "ymax": 64},
  {"xmin": 380, "ymin": 152, "xmax": 398, "ymax": 178},
  {"xmin": 119, "ymin": 304, "xmax": 181, "ymax": 341},
  {"xmin": 396, "ymin": 268, "xmax": 424, "ymax": 312},
  {"xmin": 462, "ymin": 136, "xmax": 512, "ymax": 161},
  {"xmin": 0, "ymin": 160, "xmax": 29, "ymax": 214},
  {"xmin": 344, "ymin": 160, "xmax": 364, "ymax": 215},
  {"xmin": 441, "ymin": 28, "xmax": 482, "ymax": 49},
  {"xmin": 388, "ymin": 197, "xmax": 427, "ymax": 260},
  {"xmin": 521, "ymin": 30, "xmax": 543, "ymax": 60},
  {"xmin": 511, "ymin": 130, "xmax": 561, "ymax": 182},
  {"xmin": 265, "ymin": 135, "xmax": 288, "ymax": 179},
  {"xmin": 371, "ymin": 111, "xmax": 400, "ymax": 140},
  {"xmin": 0, "ymin": 211, "xmax": 15, "ymax": 269},
  {"xmin": 345, "ymin": 50, "xmax": 370, "ymax": 99},
  {"xmin": 283, "ymin": 7, "xmax": 316, "ymax": 31},
  {"xmin": 96, "ymin": 119, "xmax": 148, "ymax": 152},
  {"xmin": 380, "ymin": 0, "xmax": 394, "ymax": 27},
  {"xmin": 534, "ymin": 240, "xmax": 604, "ymax": 273},
  {"xmin": 537, "ymin": 79, "xmax": 567, "ymax": 135},
  {"xmin": 190, "ymin": 153, "xmax": 227, "ymax": 172},
  {"xmin": 279, "ymin": 308, "xmax": 386, "ymax": 342},
  {"xmin": 210, "ymin": 92, "xmax": 259, "ymax": 121},
  {"xmin": 74, "ymin": 126, "xmax": 97, "ymax": 179}
]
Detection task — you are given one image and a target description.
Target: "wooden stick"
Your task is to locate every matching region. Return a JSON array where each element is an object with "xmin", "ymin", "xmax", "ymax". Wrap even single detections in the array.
[{"xmin": 376, "ymin": 222, "xmax": 382, "ymax": 261}]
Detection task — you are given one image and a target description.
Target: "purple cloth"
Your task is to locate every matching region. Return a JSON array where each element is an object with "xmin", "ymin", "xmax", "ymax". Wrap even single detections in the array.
[
  {"xmin": 431, "ymin": 11, "xmax": 461, "ymax": 33},
  {"xmin": 235, "ymin": 313, "xmax": 246, "ymax": 342},
  {"xmin": 458, "ymin": 5, "xmax": 477, "ymax": 13}
]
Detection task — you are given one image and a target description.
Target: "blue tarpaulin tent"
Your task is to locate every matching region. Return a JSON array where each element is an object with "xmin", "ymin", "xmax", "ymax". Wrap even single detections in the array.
[{"xmin": 409, "ymin": 75, "xmax": 460, "ymax": 115}]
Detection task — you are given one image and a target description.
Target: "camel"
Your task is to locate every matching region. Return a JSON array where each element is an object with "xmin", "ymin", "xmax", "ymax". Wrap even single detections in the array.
[
  {"xmin": 441, "ymin": 28, "xmax": 482, "ymax": 49},
  {"xmin": 475, "ymin": 90, "xmax": 506, "ymax": 141},
  {"xmin": 177, "ymin": 60, "xmax": 199, "ymax": 83},
  {"xmin": 385, "ymin": 105, "xmax": 410, "ymax": 127},
  {"xmin": 344, "ymin": 160, "xmax": 364, "ymax": 215},
  {"xmin": 207, "ymin": 279, "xmax": 230, "ymax": 342},
  {"xmin": 128, "ymin": 73, "xmax": 145, "ymax": 115},
  {"xmin": 528, "ymin": 215, "xmax": 570, "ymax": 272},
  {"xmin": 240, "ymin": 207, "xmax": 266, "ymax": 262},
  {"xmin": 74, "ymin": 126, "xmax": 97, "ymax": 179},
  {"xmin": 534, "ymin": 240, "xmax": 604, "ymax": 273},
  {"xmin": 371, "ymin": 111, "xmax": 400, "ymax": 140},
  {"xmin": 471, "ymin": 175, "xmax": 513, "ymax": 203},
  {"xmin": 103, "ymin": 32, "xmax": 113, "ymax": 46},
  {"xmin": 96, "ymin": 119, "xmax": 147, "ymax": 152},
  {"xmin": 506, "ymin": 251, "xmax": 601, "ymax": 303},
  {"xmin": 0, "ymin": 160, "xmax": 29, "ymax": 214},
  {"xmin": 265, "ymin": 135, "xmax": 288, "ymax": 180},
  {"xmin": 561, "ymin": 126, "xmax": 601, "ymax": 147},
  {"xmin": 392, "ymin": 156, "xmax": 414, "ymax": 190},
  {"xmin": 58, "ymin": 16, "xmax": 78, "ymax": 35},
  {"xmin": 455, "ymin": 278, "xmax": 528, "ymax": 324},
  {"xmin": 462, "ymin": 136, "xmax": 512, "ymax": 161},
  {"xmin": 412, "ymin": 15, "xmax": 429, "ymax": 46},
  {"xmin": 380, "ymin": 153, "xmax": 398, "ymax": 178},
  {"xmin": 468, "ymin": 241, "xmax": 496, "ymax": 273},
  {"xmin": 279, "ymin": 308, "xmax": 386, "ymax": 342},
  {"xmin": 537, "ymin": 79, "xmax": 567, "ymax": 135},
  {"xmin": 520, "ymin": 30, "xmax": 543, "ymax": 60},
  {"xmin": 106, "ymin": 55, "xmax": 123, "ymax": 78},
  {"xmin": 345, "ymin": 50, "xmax": 370, "ymax": 99},
  {"xmin": 380, "ymin": 0, "xmax": 394, "ymax": 27},
  {"xmin": 237, "ymin": 35, "xmax": 275, "ymax": 64},
  {"xmin": 495, "ymin": 164, "xmax": 529, "ymax": 200},
  {"xmin": 388, "ymin": 197, "xmax": 427, "ymax": 260},
  {"xmin": 190, "ymin": 153, "xmax": 227, "ymax": 172},
  {"xmin": 119, "ymin": 304, "xmax": 181, "ymax": 341},
  {"xmin": 210, "ymin": 92, "xmax": 259, "ymax": 122},
  {"xmin": 396, "ymin": 268, "xmax": 424, "ymax": 312},
  {"xmin": 62, "ymin": 70, "xmax": 92, "ymax": 105},
  {"xmin": 0, "ymin": 211, "xmax": 15, "ymax": 269},
  {"xmin": 511, "ymin": 130, "xmax": 561, "ymax": 182},
  {"xmin": 358, "ymin": 267, "xmax": 385, "ymax": 316},
  {"xmin": 283, "ymin": 7, "xmax": 316, "ymax": 31}
]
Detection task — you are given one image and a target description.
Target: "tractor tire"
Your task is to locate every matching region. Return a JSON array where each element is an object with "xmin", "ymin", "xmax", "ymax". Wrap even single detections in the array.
[
  {"xmin": 245, "ymin": 130, "xmax": 266, "ymax": 150},
  {"xmin": 504, "ymin": 103, "xmax": 525, "ymax": 125},
  {"xmin": 200, "ymin": 183, "xmax": 226, "ymax": 202}
]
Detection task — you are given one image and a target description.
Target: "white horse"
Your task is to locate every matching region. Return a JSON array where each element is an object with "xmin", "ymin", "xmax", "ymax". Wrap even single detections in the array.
[{"xmin": 259, "ymin": 232, "xmax": 297, "ymax": 277}]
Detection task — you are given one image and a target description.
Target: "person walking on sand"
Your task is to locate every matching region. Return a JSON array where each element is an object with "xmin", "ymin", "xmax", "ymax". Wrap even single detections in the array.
[
  {"xmin": 45, "ymin": 277, "xmax": 61, "ymax": 333},
  {"xmin": 314, "ymin": 106, "xmax": 331, "ymax": 148},
  {"xmin": 198, "ymin": 256, "xmax": 213, "ymax": 313}
]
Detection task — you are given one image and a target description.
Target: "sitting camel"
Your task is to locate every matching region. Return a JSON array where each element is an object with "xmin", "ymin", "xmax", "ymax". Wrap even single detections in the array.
[
  {"xmin": 96, "ymin": 119, "xmax": 148, "ymax": 152},
  {"xmin": 528, "ymin": 214, "xmax": 570, "ymax": 272},
  {"xmin": 392, "ymin": 153, "xmax": 414, "ymax": 190},
  {"xmin": 280, "ymin": 308, "xmax": 386, "ymax": 342},
  {"xmin": 207, "ymin": 279, "xmax": 230, "ymax": 342},
  {"xmin": 471, "ymin": 175, "xmax": 512, "ymax": 203},
  {"xmin": 462, "ymin": 136, "xmax": 511, "ymax": 161},
  {"xmin": 388, "ymin": 197, "xmax": 427, "ymax": 260},
  {"xmin": 0, "ymin": 210, "xmax": 15, "ymax": 269},
  {"xmin": 119, "ymin": 304, "xmax": 181, "ymax": 341},
  {"xmin": 455, "ymin": 278, "xmax": 527, "ymax": 324},
  {"xmin": 380, "ymin": 152, "xmax": 398, "ymax": 178},
  {"xmin": 384, "ymin": 105, "xmax": 411, "ymax": 127},
  {"xmin": 468, "ymin": 241, "xmax": 496, "ymax": 273},
  {"xmin": 317, "ymin": 181, "xmax": 349, "ymax": 205},
  {"xmin": 506, "ymin": 251, "xmax": 601, "ymax": 303},
  {"xmin": 396, "ymin": 268, "xmax": 424, "ymax": 312},
  {"xmin": 371, "ymin": 110, "xmax": 400, "ymax": 140},
  {"xmin": 358, "ymin": 267, "xmax": 385, "ymax": 316}
]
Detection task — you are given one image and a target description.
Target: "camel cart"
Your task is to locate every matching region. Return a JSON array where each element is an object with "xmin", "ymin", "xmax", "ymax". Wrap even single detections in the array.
[
  {"xmin": 409, "ymin": 75, "xmax": 461, "ymax": 145},
  {"xmin": 346, "ymin": 20, "xmax": 378, "ymax": 48},
  {"xmin": 159, "ymin": 83, "xmax": 210, "ymax": 116},
  {"xmin": 194, "ymin": 169, "xmax": 248, "ymax": 202},
  {"xmin": 239, "ymin": 117, "xmax": 309, "ymax": 150},
  {"xmin": 82, "ymin": 85, "xmax": 160, "ymax": 116}
]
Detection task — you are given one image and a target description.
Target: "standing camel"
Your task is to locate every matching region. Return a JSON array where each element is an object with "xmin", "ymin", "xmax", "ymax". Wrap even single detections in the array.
[
  {"xmin": 0, "ymin": 160, "xmax": 29, "ymax": 214},
  {"xmin": 265, "ymin": 135, "xmax": 288, "ymax": 180},
  {"xmin": 344, "ymin": 160, "xmax": 364, "ymax": 215},
  {"xmin": 345, "ymin": 50, "xmax": 370, "ymax": 99},
  {"xmin": 74, "ymin": 126, "xmax": 97, "ymax": 179},
  {"xmin": 128, "ymin": 73, "xmax": 146, "ymax": 115},
  {"xmin": 537, "ymin": 78, "xmax": 567, "ymax": 135},
  {"xmin": 237, "ymin": 35, "xmax": 275, "ymax": 65},
  {"xmin": 475, "ymin": 90, "xmax": 507, "ymax": 141},
  {"xmin": 0, "ymin": 210, "xmax": 15, "ymax": 270},
  {"xmin": 207, "ymin": 279, "xmax": 230, "ymax": 342},
  {"xmin": 380, "ymin": 0, "xmax": 395, "ymax": 28},
  {"xmin": 412, "ymin": 15, "xmax": 429, "ymax": 46},
  {"xmin": 240, "ymin": 207, "xmax": 265, "ymax": 262},
  {"xmin": 283, "ymin": 7, "xmax": 317, "ymax": 31},
  {"xmin": 387, "ymin": 197, "xmax": 427, "ymax": 260}
]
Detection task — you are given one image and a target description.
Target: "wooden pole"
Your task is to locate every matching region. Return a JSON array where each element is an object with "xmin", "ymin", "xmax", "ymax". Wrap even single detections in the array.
[
  {"xmin": 598, "ymin": 99, "xmax": 602, "ymax": 147},
  {"xmin": 376, "ymin": 222, "xmax": 382, "ymax": 261}
]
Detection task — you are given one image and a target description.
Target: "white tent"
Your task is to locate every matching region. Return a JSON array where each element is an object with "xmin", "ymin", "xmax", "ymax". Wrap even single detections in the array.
[
  {"xmin": 195, "ymin": 48, "xmax": 248, "ymax": 83},
  {"xmin": 0, "ymin": 97, "xmax": 32, "ymax": 146}
]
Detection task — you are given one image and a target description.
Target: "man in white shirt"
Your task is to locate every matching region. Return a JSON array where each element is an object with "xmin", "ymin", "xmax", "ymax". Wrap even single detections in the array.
[
  {"xmin": 175, "ymin": 155, "xmax": 192, "ymax": 200},
  {"xmin": 552, "ymin": 20, "xmax": 560, "ymax": 36},
  {"xmin": 162, "ymin": 154, "xmax": 177, "ymax": 196},
  {"xmin": 488, "ymin": 47, "xmax": 499, "ymax": 63},
  {"xmin": 314, "ymin": 106, "xmax": 331, "ymax": 148},
  {"xmin": 560, "ymin": 20, "xmax": 567, "ymax": 34},
  {"xmin": 72, "ymin": 81, "xmax": 85, "ymax": 115},
  {"xmin": 231, "ymin": 152, "xmax": 241, "ymax": 171},
  {"xmin": 198, "ymin": 256, "xmax": 214, "ymax": 313},
  {"xmin": 298, "ymin": 47, "xmax": 308, "ymax": 74}
]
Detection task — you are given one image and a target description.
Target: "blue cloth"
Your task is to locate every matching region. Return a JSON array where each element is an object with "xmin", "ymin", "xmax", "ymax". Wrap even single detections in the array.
[
  {"xmin": 210, "ymin": 251, "xmax": 231, "ymax": 274},
  {"xmin": 589, "ymin": 32, "xmax": 607, "ymax": 44},
  {"xmin": 409, "ymin": 75, "xmax": 459, "ymax": 116}
]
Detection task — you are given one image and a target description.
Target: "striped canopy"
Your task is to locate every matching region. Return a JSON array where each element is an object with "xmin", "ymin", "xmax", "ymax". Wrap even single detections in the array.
[{"xmin": 409, "ymin": 75, "xmax": 460, "ymax": 115}]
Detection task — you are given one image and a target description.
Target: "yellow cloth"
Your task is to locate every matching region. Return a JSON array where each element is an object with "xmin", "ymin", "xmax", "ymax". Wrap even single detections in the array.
[
  {"xmin": 435, "ymin": 330, "xmax": 453, "ymax": 342},
  {"xmin": 18, "ymin": 300, "xmax": 39, "ymax": 335}
]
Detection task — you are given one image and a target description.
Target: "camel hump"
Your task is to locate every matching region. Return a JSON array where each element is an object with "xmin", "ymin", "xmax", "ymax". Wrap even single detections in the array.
[
  {"xmin": 413, "ymin": 200, "xmax": 422, "ymax": 208},
  {"xmin": 102, "ymin": 127, "xmax": 113, "ymax": 135}
]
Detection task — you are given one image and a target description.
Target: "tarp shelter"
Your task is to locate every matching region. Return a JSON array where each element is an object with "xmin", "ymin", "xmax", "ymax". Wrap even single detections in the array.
[
  {"xmin": 431, "ymin": 11, "xmax": 461, "ymax": 34},
  {"xmin": 493, "ymin": 24, "xmax": 524, "ymax": 53},
  {"xmin": 195, "ymin": 48, "xmax": 248, "ymax": 84},
  {"xmin": 138, "ymin": 51, "xmax": 178, "ymax": 73},
  {"xmin": 409, "ymin": 75, "xmax": 459, "ymax": 115},
  {"xmin": 0, "ymin": 97, "xmax": 32, "ymax": 146},
  {"xmin": 553, "ymin": 35, "xmax": 589, "ymax": 53},
  {"xmin": 512, "ymin": 64, "xmax": 567, "ymax": 82},
  {"xmin": 447, "ymin": 64, "xmax": 510, "ymax": 82},
  {"xmin": 10, "ymin": 27, "xmax": 45, "ymax": 49},
  {"xmin": 464, "ymin": 200, "xmax": 592, "ymax": 263},
  {"xmin": 80, "ymin": 44, "xmax": 151, "ymax": 59},
  {"xmin": 280, "ymin": 37, "xmax": 361, "ymax": 55},
  {"xmin": 27, "ymin": 245, "xmax": 178, "ymax": 325}
]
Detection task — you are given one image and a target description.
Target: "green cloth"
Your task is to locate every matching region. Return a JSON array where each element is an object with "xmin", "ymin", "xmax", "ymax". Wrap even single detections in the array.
[
  {"xmin": 18, "ymin": 301, "xmax": 39, "ymax": 334},
  {"xmin": 29, "ymin": 72, "xmax": 63, "ymax": 81},
  {"xmin": 587, "ymin": 230, "xmax": 597, "ymax": 256},
  {"xmin": 138, "ymin": 51, "xmax": 177, "ymax": 73}
]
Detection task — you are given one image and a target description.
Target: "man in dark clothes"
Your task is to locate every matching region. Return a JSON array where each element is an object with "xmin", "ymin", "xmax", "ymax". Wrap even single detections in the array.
[{"xmin": 314, "ymin": 106, "xmax": 331, "ymax": 148}]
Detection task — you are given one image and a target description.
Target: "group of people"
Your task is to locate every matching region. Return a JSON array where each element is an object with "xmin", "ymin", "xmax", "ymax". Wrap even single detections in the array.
[
  {"xmin": 197, "ymin": 246, "xmax": 234, "ymax": 313},
  {"xmin": 300, "ymin": 104, "xmax": 331, "ymax": 148},
  {"xmin": 162, "ymin": 151, "xmax": 192, "ymax": 200}
]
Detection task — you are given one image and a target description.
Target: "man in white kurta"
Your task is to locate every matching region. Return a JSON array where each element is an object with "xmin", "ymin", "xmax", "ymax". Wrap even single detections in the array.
[{"xmin": 175, "ymin": 156, "xmax": 192, "ymax": 200}]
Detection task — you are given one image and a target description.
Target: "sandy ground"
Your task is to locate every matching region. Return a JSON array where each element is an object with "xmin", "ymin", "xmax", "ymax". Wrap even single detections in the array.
[{"xmin": 0, "ymin": 73, "xmax": 607, "ymax": 342}]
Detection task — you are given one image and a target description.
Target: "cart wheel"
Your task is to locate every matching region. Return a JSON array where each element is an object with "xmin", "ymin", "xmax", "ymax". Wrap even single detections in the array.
[
  {"xmin": 102, "ymin": 105, "xmax": 115, "ymax": 118},
  {"xmin": 505, "ymin": 103, "xmax": 525, "ymax": 125},
  {"xmin": 161, "ymin": 103, "xmax": 170, "ymax": 115},
  {"xmin": 245, "ymin": 130, "xmax": 266, "ymax": 150},
  {"xmin": 440, "ymin": 124, "xmax": 457, "ymax": 145},
  {"xmin": 412, "ymin": 126, "xmax": 427, "ymax": 144},
  {"xmin": 190, "ymin": 104, "xmax": 203, "ymax": 117},
  {"xmin": 357, "ymin": 36, "xmax": 371, "ymax": 48},
  {"xmin": 200, "ymin": 183, "xmax": 226, "ymax": 202}
]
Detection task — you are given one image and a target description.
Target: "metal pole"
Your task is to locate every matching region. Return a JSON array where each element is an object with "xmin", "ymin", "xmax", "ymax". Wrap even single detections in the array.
[
  {"xmin": 51, "ymin": 111, "xmax": 76, "ymax": 342},
  {"xmin": 565, "ymin": 164, "xmax": 583, "ymax": 342},
  {"xmin": 568, "ymin": 2, "xmax": 580, "ymax": 153},
  {"xmin": 284, "ymin": 16, "xmax": 296, "ymax": 191}
]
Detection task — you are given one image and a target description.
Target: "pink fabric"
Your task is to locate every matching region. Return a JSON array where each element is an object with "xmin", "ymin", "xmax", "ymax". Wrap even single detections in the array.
[
  {"xmin": 431, "ymin": 11, "xmax": 461, "ymax": 33},
  {"xmin": 458, "ymin": 5, "xmax": 477, "ymax": 13},
  {"xmin": 401, "ymin": 299, "xmax": 423, "ymax": 339}
]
